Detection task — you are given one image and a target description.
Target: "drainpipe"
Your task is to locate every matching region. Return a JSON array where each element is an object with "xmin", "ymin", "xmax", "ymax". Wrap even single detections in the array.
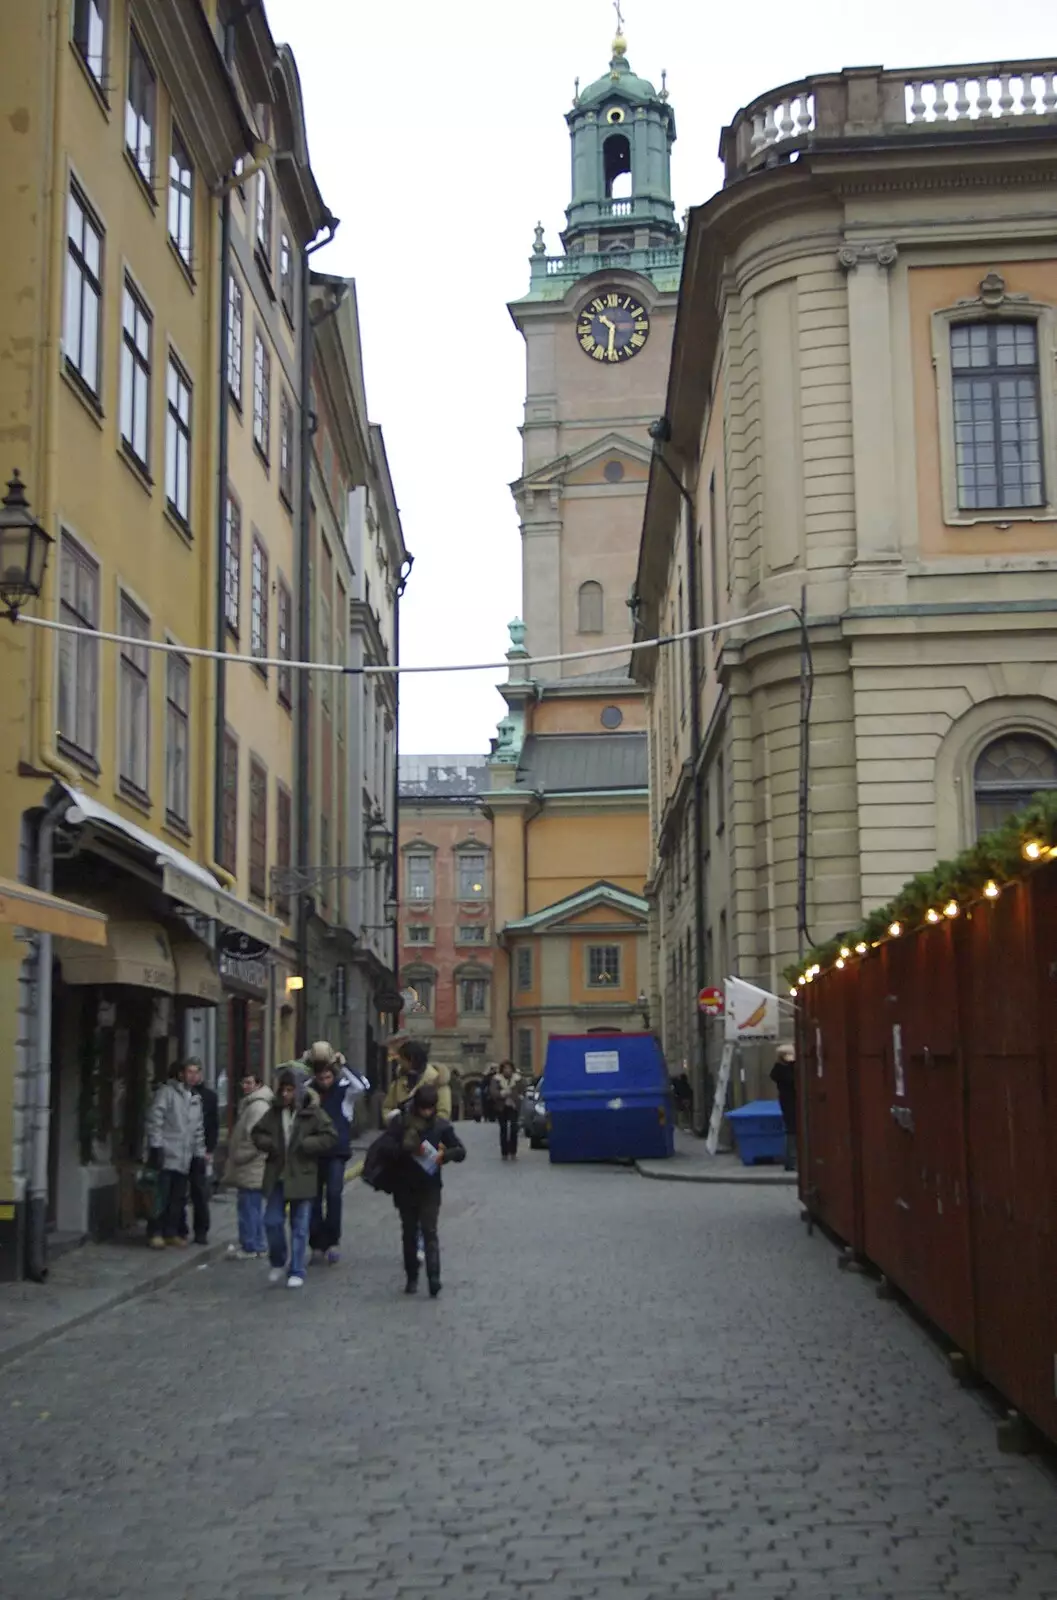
[
  {"xmin": 295, "ymin": 218, "xmax": 339, "ymax": 1054},
  {"xmin": 649, "ymin": 420, "xmax": 710, "ymax": 1130},
  {"xmin": 391, "ymin": 557, "xmax": 413, "ymax": 1022},
  {"xmin": 25, "ymin": 790, "xmax": 70, "ymax": 1281},
  {"xmin": 212, "ymin": 16, "xmax": 236, "ymax": 870}
]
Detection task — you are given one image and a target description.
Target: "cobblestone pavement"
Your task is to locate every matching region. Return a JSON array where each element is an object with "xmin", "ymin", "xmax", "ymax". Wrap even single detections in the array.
[{"xmin": 2, "ymin": 1123, "xmax": 1057, "ymax": 1600}]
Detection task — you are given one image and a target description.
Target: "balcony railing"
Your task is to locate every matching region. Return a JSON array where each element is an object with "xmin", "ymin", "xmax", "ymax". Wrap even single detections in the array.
[
  {"xmin": 528, "ymin": 244, "xmax": 684, "ymax": 292},
  {"xmin": 721, "ymin": 60, "xmax": 1057, "ymax": 183}
]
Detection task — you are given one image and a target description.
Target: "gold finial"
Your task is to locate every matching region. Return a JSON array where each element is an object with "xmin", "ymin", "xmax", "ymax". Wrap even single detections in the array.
[{"xmin": 612, "ymin": 0, "xmax": 627, "ymax": 55}]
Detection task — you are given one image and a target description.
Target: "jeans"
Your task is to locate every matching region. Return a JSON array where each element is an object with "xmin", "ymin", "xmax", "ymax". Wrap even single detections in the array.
[
  {"xmin": 264, "ymin": 1184, "xmax": 312, "ymax": 1278},
  {"xmin": 149, "ymin": 1169, "xmax": 188, "ymax": 1240},
  {"xmin": 310, "ymin": 1155, "xmax": 347, "ymax": 1251},
  {"xmin": 396, "ymin": 1186, "xmax": 441, "ymax": 1285},
  {"xmin": 236, "ymin": 1187, "xmax": 267, "ymax": 1253},
  {"xmin": 498, "ymin": 1108, "xmax": 519, "ymax": 1157},
  {"xmin": 179, "ymin": 1157, "xmax": 210, "ymax": 1242}
]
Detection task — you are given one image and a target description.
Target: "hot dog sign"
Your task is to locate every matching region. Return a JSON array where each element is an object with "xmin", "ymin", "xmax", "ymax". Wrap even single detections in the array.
[{"xmin": 724, "ymin": 977, "xmax": 779, "ymax": 1042}]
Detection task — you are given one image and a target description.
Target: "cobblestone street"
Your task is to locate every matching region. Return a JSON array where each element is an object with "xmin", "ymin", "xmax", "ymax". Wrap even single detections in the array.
[{"xmin": 2, "ymin": 1122, "xmax": 1056, "ymax": 1600}]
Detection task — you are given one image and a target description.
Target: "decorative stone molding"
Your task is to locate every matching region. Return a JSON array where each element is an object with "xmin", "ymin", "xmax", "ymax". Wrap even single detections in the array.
[
  {"xmin": 953, "ymin": 272, "xmax": 1030, "ymax": 313},
  {"xmin": 837, "ymin": 241, "xmax": 898, "ymax": 272}
]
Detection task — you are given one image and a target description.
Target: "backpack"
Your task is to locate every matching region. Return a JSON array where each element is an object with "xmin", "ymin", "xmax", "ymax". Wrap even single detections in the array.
[{"xmin": 361, "ymin": 1126, "xmax": 402, "ymax": 1194}]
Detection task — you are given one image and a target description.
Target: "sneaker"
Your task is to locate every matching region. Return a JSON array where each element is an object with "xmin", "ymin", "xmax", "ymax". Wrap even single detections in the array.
[
  {"xmin": 326, "ymin": 1248, "xmax": 340, "ymax": 1265},
  {"xmin": 225, "ymin": 1243, "xmax": 239, "ymax": 1258},
  {"xmin": 255, "ymin": 1251, "xmax": 269, "ymax": 1259},
  {"xmin": 232, "ymin": 1248, "xmax": 258, "ymax": 1261},
  {"xmin": 166, "ymin": 1237, "xmax": 189, "ymax": 1249},
  {"xmin": 193, "ymin": 1237, "xmax": 209, "ymax": 1247},
  {"xmin": 148, "ymin": 1236, "xmax": 166, "ymax": 1251},
  {"xmin": 268, "ymin": 1267, "xmax": 285, "ymax": 1285},
  {"xmin": 287, "ymin": 1275, "xmax": 305, "ymax": 1289},
  {"xmin": 404, "ymin": 1278, "xmax": 418, "ymax": 1295}
]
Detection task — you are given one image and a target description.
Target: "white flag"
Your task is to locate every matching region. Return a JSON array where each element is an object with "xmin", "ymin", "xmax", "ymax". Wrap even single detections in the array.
[{"xmin": 724, "ymin": 977, "xmax": 779, "ymax": 1042}]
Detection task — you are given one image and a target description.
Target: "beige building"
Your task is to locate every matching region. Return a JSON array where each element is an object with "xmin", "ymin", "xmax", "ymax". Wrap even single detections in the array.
[{"xmin": 635, "ymin": 61, "xmax": 1057, "ymax": 1120}]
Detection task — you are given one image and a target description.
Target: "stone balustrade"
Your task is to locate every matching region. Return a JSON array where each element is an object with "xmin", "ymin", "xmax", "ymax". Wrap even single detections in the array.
[{"xmin": 721, "ymin": 60, "xmax": 1057, "ymax": 183}]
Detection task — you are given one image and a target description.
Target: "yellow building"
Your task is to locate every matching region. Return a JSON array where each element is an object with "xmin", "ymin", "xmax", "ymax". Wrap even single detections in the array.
[{"xmin": 0, "ymin": 1, "xmax": 304, "ymax": 1277}]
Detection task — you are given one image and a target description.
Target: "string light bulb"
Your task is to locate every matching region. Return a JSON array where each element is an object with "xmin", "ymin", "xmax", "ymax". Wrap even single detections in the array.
[
  {"xmin": 789, "ymin": 987, "xmax": 798, "ymax": 997},
  {"xmin": 984, "ymin": 879, "xmax": 1000, "ymax": 899},
  {"xmin": 855, "ymin": 942, "xmax": 867, "ymax": 955},
  {"xmin": 943, "ymin": 899, "xmax": 960, "ymax": 918},
  {"xmin": 888, "ymin": 921, "xmax": 902, "ymax": 938},
  {"xmin": 926, "ymin": 908, "xmax": 940, "ymax": 924},
  {"xmin": 839, "ymin": 946, "xmax": 851, "ymax": 960},
  {"xmin": 1023, "ymin": 840, "xmax": 1042, "ymax": 860},
  {"xmin": 797, "ymin": 974, "xmax": 806, "ymax": 986},
  {"xmin": 835, "ymin": 957, "xmax": 845, "ymax": 969}
]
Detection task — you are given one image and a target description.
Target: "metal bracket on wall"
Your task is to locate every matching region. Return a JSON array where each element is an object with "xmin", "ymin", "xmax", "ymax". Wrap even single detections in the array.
[{"xmin": 271, "ymin": 863, "xmax": 385, "ymax": 897}]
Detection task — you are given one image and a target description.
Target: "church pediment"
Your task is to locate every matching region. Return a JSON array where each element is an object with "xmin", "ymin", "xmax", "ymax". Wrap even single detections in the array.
[
  {"xmin": 503, "ymin": 879, "xmax": 648, "ymax": 937},
  {"xmin": 512, "ymin": 432, "xmax": 653, "ymax": 508}
]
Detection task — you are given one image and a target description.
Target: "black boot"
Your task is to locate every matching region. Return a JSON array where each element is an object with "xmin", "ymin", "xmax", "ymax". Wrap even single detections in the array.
[
  {"xmin": 404, "ymin": 1276, "xmax": 418, "ymax": 1294},
  {"xmin": 429, "ymin": 1280, "xmax": 442, "ymax": 1298}
]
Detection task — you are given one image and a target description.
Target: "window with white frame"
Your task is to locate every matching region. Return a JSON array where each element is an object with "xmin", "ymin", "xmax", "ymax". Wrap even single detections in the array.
[
  {"xmin": 118, "ymin": 593, "xmax": 149, "ymax": 795},
  {"xmin": 587, "ymin": 944, "xmax": 621, "ymax": 988},
  {"xmin": 63, "ymin": 185, "xmax": 103, "ymax": 395},
  {"xmin": 119, "ymin": 278, "xmax": 151, "ymax": 468},
  {"xmin": 407, "ymin": 854, "xmax": 434, "ymax": 901},
  {"xmin": 252, "ymin": 331, "xmax": 270, "ymax": 460},
  {"xmin": 459, "ymin": 975, "xmax": 489, "ymax": 1015},
  {"xmin": 224, "ymin": 491, "xmax": 240, "ymax": 632},
  {"xmin": 404, "ymin": 972, "xmax": 434, "ymax": 1013},
  {"xmin": 57, "ymin": 534, "xmax": 99, "ymax": 761},
  {"xmin": 165, "ymin": 355, "xmax": 191, "ymax": 525},
  {"xmin": 952, "ymin": 321, "xmax": 1044, "ymax": 511},
  {"xmin": 250, "ymin": 534, "xmax": 268, "ymax": 666},
  {"xmin": 973, "ymin": 733, "xmax": 1057, "ymax": 837},
  {"xmin": 255, "ymin": 171, "xmax": 272, "ymax": 272},
  {"xmin": 407, "ymin": 924, "xmax": 432, "ymax": 944},
  {"xmin": 72, "ymin": 0, "xmax": 107, "ymax": 86},
  {"xmin": 124, "ymin": 31, "xmax": 155, "ymax": 184},
  {"xmin": 277, "ymin": 577, "xmax": 292, "ymax": 707},
  {"xmin": 459, "ymin": 924, "xmax": 487, "ymax": 945},
  {"xmin": 165, "ymin": 651, "xmax": 190, "ymax": 827},
  {"xmin": 457, "ymin": 851, "xmax": 487, "ymax": 899},
  {"xmin": 167, "ymin": 125, "xmax": 193, "ymax": 267},
  {"xmin": 280, "ymin": 227, "xmax": 295, "ymax": 322},
  {"xmin": 227, "ymin": 274, "xmax": 243, "ymax": 405},
  {"xmin": 279, "ymin": 389, "xmax": 294, "ymax": 506}
]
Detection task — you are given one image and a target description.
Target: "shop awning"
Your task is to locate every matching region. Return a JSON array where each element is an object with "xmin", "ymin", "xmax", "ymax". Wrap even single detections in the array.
[
  {"xmin": 170, "ymin": 934, "xmax": 224, "ymax": 1005},
  {"xmin": 0, "ymin": 877, "xmax": 108, "ymax": 945},
  {"xmin": 55, "ymin": 920, "xmax": 175, "ymax": 991}
]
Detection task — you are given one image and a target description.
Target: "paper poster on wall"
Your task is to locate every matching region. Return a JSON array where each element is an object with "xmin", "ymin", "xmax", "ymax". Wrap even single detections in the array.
[
  {"xmin": 892, "ymin": 1024, "xmax": 906, "ymax": 1098},
  {"xmin": 584, "ymin": 1051, "xmax": 620, "ymax": 1075}
]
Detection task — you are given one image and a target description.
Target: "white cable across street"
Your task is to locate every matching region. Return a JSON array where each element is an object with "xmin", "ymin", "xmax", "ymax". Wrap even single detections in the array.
[{"xmin": 12, "ymin": 604, "xmax": 799, "ymax": 677}]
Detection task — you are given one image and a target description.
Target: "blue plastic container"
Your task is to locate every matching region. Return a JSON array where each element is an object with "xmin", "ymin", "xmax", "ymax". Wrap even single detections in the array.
[
  {"xmin": 726, "ymin": 1100, "xmax": 786, "ymax": 1166},
  {"xmin": 543, "ymin": 1033, "xmax": 675, "ymax": 1164}
]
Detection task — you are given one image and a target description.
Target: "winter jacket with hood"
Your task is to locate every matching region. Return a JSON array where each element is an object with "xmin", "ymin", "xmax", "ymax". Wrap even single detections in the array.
[
  {"xmin": 306, "ymin": 1063, "xmax": 370, "ymax": 1159},
  {"xmin": 251, "ymin": 1087, "xmax": 337, "ymax": 1201},
  {"xmin": 145, "ymin": 1079, "xmax": 205, "ymax": 1173},
  {"xmin": 225, "ymin": 1084, "xmax": 273, "ymax": 1190},
  {"xmin": 383, "ymin": 1061, "xmax": 452, "ymax": 1122},
  {"xmin": 491, "ymin": 1068, "xmax": 524, "ymax": 1109},
  {"xmin": 391, "ymin": 1112, "xmax": 466, "ymax": 1194}
]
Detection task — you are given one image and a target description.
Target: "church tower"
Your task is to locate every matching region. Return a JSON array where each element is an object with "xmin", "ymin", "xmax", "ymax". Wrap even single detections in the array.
[{"xmin": 508, "ymin": 26, "xmax": 683, "ymax": 677}]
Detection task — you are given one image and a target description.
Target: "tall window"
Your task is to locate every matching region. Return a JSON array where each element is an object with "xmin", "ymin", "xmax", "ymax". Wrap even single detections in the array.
[
  {"xmin": 224, "ymin": 492, "xmax": 240, "ymax": 632},
  {"xmin": 165, "ymin": 356, "xmax": 191, "ymax": 526},
  {"xmin": 120, "ymin": 279, "xmax": 151, "ymax": 468},
  {"xmin": 227, "ymin": 274, "xmax": 243, "ymax": 405},
  {"xmin": 220, "ymin": 730, "xmax": 238, "ymax": 874},
  {"xmin": 165, "ymin": 651, "xmax": 190, "ymax": 828},
  {"xmin": 57, "ymin": 534, "xmax": 99, "ymax": 761},
  {"xmin": 319, "ymin": 813, "xmax": 330, "ymax": 908},
  {"xmin": 336, "ymin": 590, "xmax": 347, "ymax": 741},
  {"xmin": 708, "ymin": 472, "xmax": 720, "ymax": 624},
  {"xmin": 952, "ymin": 321, "xmax": 1044, "ymax": 510},
  {"xmin": 167, "ymin": 126, "xmax": 193, "ymax": 266},
  {"xmin": 974, "ymin": 733, "xmax": 1057, "ymax": 836},
  {"xmin": 63, "ymin": 185, "xmax": 103, "ymax": 395},
  {"xmin": 318, "ymin": 589, "xmax": 331, "ymax": 714},
  {"xmin": 249, "ymin": 757, "xmax": 267, "ymax": 901},
  {"xmin": 460, "ymin": 976, "xmax": 489, "ymax": 1015},
  {"xmin": 275, "ymin": 784, "xmax": 292, "ymax": 918},
  {"xmin": 578, "ymin": 580, "xmax": 604, "ymax": 634},
  {"xmin": 277, "ymin": 578, "xmax": 292, "ymax": 707},
  {"xmin": 587, "ymin": 944, "xmax": 621, "ymax": 987},
  {"xmin": 255, "ymin": 172, "xmax": 272, "ymax": 270},
  {"xmin": 407, "ymin": 854, "xmax": 434, "ymax": 901},
  {"xmin": 250, "ymin": 534, "xmax": 268, "ymax": 665},
  {"xmin": 516, "ymin": 1027, "xmax": 533, "ymax": 1074},
  {"xmin": 406, "ymin": 973, "xmax": 434, "ymax": 1013},
  {"xmin": 715, "ymin": 752, "xmax": 726, "ymax": 834},
  {"xmin": 125, "ymin": 31, "xmax": 155, "ymax": 184},
  {"xmin": 457, "ymin": 852, "xmax": 487, "ymax": 899},
  {"xmin": 516, "ymin": 945, "xmax": 533, "ymax": 991},
  {"xmin": 72, "ymin": 0, "xmax": 107, "ymax": 85},
  {"xmin": 252, "ymin": 331, "xmax": 270, "ymax": 460},
  {"xmin": 279, "ymin": 228, "xmax": 295, "ymax": 321},
  {"xmin": 118, "ymin": 594, "xmax": 149, "ymax": 796},
  {"xmin": 279, "ymin": 390, "xmax": 294, "ymax": 506}
]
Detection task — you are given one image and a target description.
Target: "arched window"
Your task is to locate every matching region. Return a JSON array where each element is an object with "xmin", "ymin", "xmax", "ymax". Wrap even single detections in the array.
[
  {"xmin": 578, "ymin": 580, "xmax": 603, "ymax": 634},
  {"xmin": 604, "ymin": 133, "xmax": 631, "ymax": 199},
  {"xmin": 973, "ymin": 732, "xmax": 1057, "ymax": 835}
]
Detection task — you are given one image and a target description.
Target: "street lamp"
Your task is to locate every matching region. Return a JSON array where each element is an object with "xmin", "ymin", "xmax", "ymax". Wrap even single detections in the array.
[
  {"xmin": 365, "ymin": 806, "xmax": 393, "ymax": 866},
  {"xmin": 0, "ymin": 471, "xmax": 53, "ymax": 619}
]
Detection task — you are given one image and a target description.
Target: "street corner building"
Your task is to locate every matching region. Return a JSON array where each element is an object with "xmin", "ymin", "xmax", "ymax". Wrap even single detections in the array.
[
  {"xmin": 634, "ymin": 61, "xmax": 1057, "ymax": 1113},
  {"xmin": 0, "ymin": 1, "xmax": 407, "ymax": 1280}
]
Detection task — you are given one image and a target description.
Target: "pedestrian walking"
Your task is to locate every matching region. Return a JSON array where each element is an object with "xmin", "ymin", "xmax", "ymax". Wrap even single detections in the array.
[
  {"xmin": 481, "ymin": 1065, "xmax": 497, "ymax": 1121},
  {"xmin": 671, "ymin": 1067, "xmax": 693, "ymax": 1131},
  {"xmin": 180, "ymin": 1058, "xmax": 218, "ymax": 1245},
  {"xmin": 383, "ymin": 1039, "xmax": 451, "ymax": 1121},
  {"xmin": 144, "ymin": 1061, "xmax": 205, "ymax": 1249},
  {"xmin": 224, "ymin": 1070, "xmax": 272, "ymax": 1259},
  {"xmin": 390, "ymin": 1083, "xmax": 465, "ymax": 1297},
  {"xmin": 491, "ymin": 1059, "xmax": 524, "ymax": 1160},
  {"xmin": 770, "ymin": 1043, "xmax": 797, "ymax": 1171},
  {"xmin": 252, "ymin": 1070, "xmax": 337, "ymax": 1289},
  {"xmin": 303, "ymin": 1040, "xmax": 370, "ymax": 1265}
]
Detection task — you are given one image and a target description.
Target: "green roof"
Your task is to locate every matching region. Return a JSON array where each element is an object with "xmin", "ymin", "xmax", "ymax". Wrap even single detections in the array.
[{"xmin": 578, "ymin": 49, "xmax": 659, "ymax": 107}]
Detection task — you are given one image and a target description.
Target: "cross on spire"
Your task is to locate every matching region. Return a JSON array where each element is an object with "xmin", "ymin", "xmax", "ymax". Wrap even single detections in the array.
[{"xmin": 613, "ymin": 0, "xmax": 625, "ymax": 35}]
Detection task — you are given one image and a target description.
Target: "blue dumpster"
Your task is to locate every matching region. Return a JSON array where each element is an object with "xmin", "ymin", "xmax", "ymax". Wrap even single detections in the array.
[
  {"xmin": 726, "ymin": 1100, "xmax": 786, "ymax": 1166},
  {"xmin": 544, "ymin": 1033, "xmax": 675, "ymax": 1163}
]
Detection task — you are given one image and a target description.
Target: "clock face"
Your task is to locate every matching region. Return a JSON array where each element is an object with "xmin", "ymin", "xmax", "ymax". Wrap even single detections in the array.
[{"xmin": 577, "ymin": 289, "xmax": 650, "ymax": 364}]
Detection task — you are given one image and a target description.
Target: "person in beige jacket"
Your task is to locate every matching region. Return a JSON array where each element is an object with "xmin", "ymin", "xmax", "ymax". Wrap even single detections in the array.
[
  {"xmin": 382, "ymin": 1039, "xmax": 451, "ymax": 1122},
  {"xmin": 224, "ymin": 1071, "xmax": 272, "ymax": 1259}
]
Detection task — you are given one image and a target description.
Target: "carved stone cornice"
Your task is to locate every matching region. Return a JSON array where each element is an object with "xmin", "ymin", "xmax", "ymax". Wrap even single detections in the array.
[{"xmin": 837, "ymin": 241, "xmax": 898, "ymax": 272}]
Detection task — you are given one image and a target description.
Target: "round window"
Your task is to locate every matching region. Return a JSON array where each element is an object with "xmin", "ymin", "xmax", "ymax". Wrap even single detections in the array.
[
  {"xmin": 607, "ymin": 107, "xmax": 626, "ymax": 125},
  {"xmin": 603, "ymin": 460, "xmax": 625, "ymax": 483},
  {"xmin": 601, "ymin": 705, "xmax": 624, "ymax": 730}
]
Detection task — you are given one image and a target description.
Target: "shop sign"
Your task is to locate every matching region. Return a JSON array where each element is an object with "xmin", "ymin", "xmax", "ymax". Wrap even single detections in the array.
[{"xmin": 219, "ymin": 950, "xmax": 269, "ymax": 997}]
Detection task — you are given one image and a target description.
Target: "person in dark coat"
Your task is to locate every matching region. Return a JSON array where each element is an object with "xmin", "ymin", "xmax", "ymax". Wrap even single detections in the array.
[
  {"xmin": 252, "ymin": 1070, "xmax": 337, "ymax": 1289},
  {"xmin": 390, "ymin": 1083, "xmax": 465, "ymax": 1298},
  {"xmin": 304, "ymin": 1041, "xmax": 369, "ymax": 1265},
  {"xmin": 181, "ymin": 1058, "xmax": 218, "ymax": 1244},
  {"xmin": 770, "ymin": 1044, "xmax": 797, "ymax": 1171}
]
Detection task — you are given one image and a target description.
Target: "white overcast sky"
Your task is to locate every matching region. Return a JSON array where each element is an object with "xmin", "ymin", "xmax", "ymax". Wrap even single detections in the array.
[{"xmin": 265, "ymin": 0, "xmax": 1054, "ymax": 754}]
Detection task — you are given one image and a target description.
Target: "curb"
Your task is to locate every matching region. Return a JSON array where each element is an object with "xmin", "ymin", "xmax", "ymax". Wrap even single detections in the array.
[
  {"xmin": 635, "ymin": 1162, "xmax": 798, "ymax": 1187},
  {"xmin": 0, "ymin": 1238, "xmax": 230, "ymax": 1373}
]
